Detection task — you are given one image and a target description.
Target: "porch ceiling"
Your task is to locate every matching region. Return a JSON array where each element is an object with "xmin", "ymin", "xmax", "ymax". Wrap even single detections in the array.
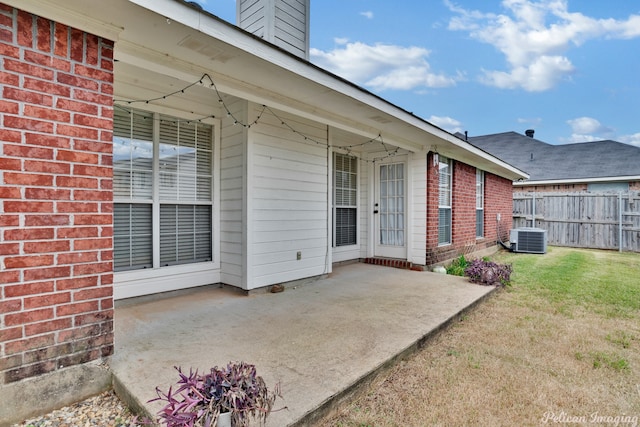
[{"xmin": 9, "ymin": 0, "xmax": 528, "ymax": 181}]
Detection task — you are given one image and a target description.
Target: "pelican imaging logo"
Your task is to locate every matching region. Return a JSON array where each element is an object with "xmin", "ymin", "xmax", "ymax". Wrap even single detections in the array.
[{"xmin": 541, "ymin": 411, "xmax": 638, "ymax": 426}]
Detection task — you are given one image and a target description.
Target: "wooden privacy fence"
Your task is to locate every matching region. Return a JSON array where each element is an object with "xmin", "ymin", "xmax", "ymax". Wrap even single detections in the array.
[{"xmin": 513, "ymin": 191, "xmax": 640, "ymax": 252}]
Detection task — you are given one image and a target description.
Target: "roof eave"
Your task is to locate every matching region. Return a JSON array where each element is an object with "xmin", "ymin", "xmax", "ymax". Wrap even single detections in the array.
[
  {"xmin": 515, "ymin": 175, "xmax": 640, "ymax": 186},
  {"xmin": 8, "ymin": 0, "xmax": 529, "ymax": 180}
]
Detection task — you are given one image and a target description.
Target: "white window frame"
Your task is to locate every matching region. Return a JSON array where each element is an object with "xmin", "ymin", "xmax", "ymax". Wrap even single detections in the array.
[
  {"xmin": 112, "ymin": 107, "xmax": 220, "ymax": 299},
  {"xmin": 438, "ymin": 156, "xmax": 452, "ymax": 246},
  {"xmin": 333, "ymin": 152, "xmax": 358, "ymax": 248},
  {"xmin": 476, "ymin": 169, "xmax": 484, "ymax": 238}
]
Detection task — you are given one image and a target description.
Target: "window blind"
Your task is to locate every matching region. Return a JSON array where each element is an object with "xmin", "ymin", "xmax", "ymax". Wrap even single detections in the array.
[
  {"xmin": 160, "ymin": 204, "xmax": 212, "ymax": 266},
  {"xmin": 113, "ymin": 107, "xmax": 214, "ymax": 272},
  {"xmin": 476, "ymin": 170, "xmax": 484, "ymax": 238},
  {"xmin": 438, "ymin": 156, "xmax": 452, "ymax": 245},
  {"xmin": 113, "ymin": 203, "xmax": 152, "ymax": 270},
  {"xmin": 334, "ymin": 153, "xmax": 357, "ymax": 246}
]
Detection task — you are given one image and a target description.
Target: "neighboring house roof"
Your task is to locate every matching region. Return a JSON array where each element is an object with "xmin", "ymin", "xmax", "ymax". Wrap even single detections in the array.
[
  {"xmin": 466, "ymin": 131, "xmax": 640, "ymax": 184},
  {"xmin": 9, "ymin": 0, "xmax": 528, "ymax": 181}
]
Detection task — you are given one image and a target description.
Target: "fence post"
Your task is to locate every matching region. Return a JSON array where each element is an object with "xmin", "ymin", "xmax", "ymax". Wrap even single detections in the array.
[
  {"xmin": 532, "ymin": 192, "xmax": 536, "ymax": 228},
  {"xmin": 619, "ymin": 192, "xmax": 623, "ymax": 252}
]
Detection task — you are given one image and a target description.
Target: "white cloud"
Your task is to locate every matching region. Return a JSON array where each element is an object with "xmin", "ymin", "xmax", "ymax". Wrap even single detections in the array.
[
  {"xmin": 360, "ymin": 11, "xmax": 374, "ymax": 19},
  {"xmin": 429, "ymin": 115, "xmax": 464, "ymax": 133},
  {"xmin": 619, "ymin": 133, "xmax": 640, "ymax": 148},
  {"xmin": 517, "ymin": 117, "xmax": 542, "ymax": 125},
  {"xmin": 310, "ymin": 42, "xmax": 458, "ymax": 91},
  {"xmin": 564, "ymin": 116, "xmax": 615, "ymax": 142},
  {"xmin": 563, "ymin": 117, "xmax": 640, "ymax": 146},
  {"xmin": 567, "ymin": 117, "xmax": 609, "ymax": 135},
  {"xmin": 480, "ymin": 55, "xmax": 574, "ymax": 91},
  {"xmin": 446, "ymin": 0, "xmax": 640, "ymax": 91}
]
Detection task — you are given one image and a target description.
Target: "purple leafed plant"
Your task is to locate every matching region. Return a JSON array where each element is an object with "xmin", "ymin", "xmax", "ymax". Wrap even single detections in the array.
[
  {"xmin": 464, "ymin": 259, "xmax": 512, "ymax": 286},
  {"xmin": 150, "ymin": 362, "xmax": 281, "ymax": 427}
]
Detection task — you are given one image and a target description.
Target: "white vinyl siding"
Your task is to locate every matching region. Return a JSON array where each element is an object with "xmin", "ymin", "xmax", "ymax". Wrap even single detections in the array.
[
  {"xmin": 238, "ymin": 0, "xmax": 309, "ymax": 59},
  {"xmin": 334, "ymin": 153, "xmax": 357, "ymax": 247},
  {"xmin": 113, "ymin": 107, "xmax": 213, "ymax": 272},
  {"xmin": 409, "ymin": 152, "xmax": 426, "ymax": 265},
  {"xmin": 476, "ymin": 169, "xmax": 484, "ymax": 238},
  {"xmin": 249, "ymin": 107, "xmax": 328, "ymax": 288},
  {"xmin": 358, "ymin": 161, "xmax": 369, "ymax": 258},
  {"xmin": 438, "ymin": 156, "xmax": 452, "ymax": 245},
  {"xmin": 219, "ymin": 99, "xmax": 247, "ymax": 287}
]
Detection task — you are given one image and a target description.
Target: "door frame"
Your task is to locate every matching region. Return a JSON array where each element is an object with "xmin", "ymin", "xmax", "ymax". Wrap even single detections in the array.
[{"xmin": 372, "ymin": 156, "xmax": 408, "ymax": 259}]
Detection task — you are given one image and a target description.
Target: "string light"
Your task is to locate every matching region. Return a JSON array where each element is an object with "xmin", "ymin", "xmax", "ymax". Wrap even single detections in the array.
[
  {"xmin": 113, "ymin": 104, "xmax": 217, "ymax": 125},
  {"xmin": 114, "ymin": 73, "xmax": 403, "ymax": 163}
]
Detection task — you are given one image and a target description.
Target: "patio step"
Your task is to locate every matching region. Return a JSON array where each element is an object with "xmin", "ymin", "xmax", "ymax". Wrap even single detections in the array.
[{"xmin": 363, "ymin": 257, "xmax": 422, "ymax": 270}]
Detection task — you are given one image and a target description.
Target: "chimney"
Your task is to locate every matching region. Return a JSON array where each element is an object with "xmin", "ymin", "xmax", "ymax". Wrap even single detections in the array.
[
  {"xmin": 525, "ymin": 129, "xmax": 535, "ymax": 138},
  {"xmin": 237, "ymin": 0, "xmax": 311, "ymax": 60}
]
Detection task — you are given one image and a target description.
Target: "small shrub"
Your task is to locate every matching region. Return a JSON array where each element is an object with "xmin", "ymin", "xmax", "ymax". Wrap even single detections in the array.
[
  {"xmin": 464, "ymin": 259, "xmax": 512, "ymax": 286},
  {"xmin": 446, "ymin": 255, "xmax": 468, "ymax": 276},
  {"xmin": 151, "ymin": 362, "xmax": 281, "ymax": 427}
]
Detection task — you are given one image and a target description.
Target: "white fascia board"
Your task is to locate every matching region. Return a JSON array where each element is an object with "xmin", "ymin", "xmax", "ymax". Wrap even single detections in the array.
[{"xmin": 515, "ymin": 175, "xmax": 640, "ymax": 186}]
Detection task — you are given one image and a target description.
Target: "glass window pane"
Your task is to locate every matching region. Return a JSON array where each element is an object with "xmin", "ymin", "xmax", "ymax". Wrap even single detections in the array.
[
  {"xmin": 113, "ymin": 107, "xmax": 214, "ymax": 271},
  {"xmin": 334, "ymin": 153, "xmax": 358, "ymax": 247},
  {"xmin": 159, "ymin": 118, "xmax": 212, "ymax": 202},
  {"xmin": 114, "ymin": 203, "xmax": 152, "ymax": 271},
  {"xmin": 335, "ymin": 207, "xmax": 357, "ymax": 246},
  {"xmin": 160, "ymin": 204, "xmax": 212, "ymax": 266},
  {"xmin": 113, "ymin": 108, "xmax": 153, "ymax": 200},
  {"xmin": 438, "ymin": 207, "xmax": 451, "ymax": 245}
]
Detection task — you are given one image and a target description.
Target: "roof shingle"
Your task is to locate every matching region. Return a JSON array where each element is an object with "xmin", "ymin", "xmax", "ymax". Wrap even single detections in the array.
[{"xmin": 465, "ymin": 131, "xmax": 640, "ymax": 181}]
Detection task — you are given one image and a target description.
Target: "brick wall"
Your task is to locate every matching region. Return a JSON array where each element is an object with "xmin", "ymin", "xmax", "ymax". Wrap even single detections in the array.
[
  {"xmin": 485, "ymin": 172, "xmax": 513, "ymax": 244},
  {"xmin": 426, "ymin": 152, "xmax": 513, "ymax": 265},
  {"xmin": 425, "ymin": 152, "xmax": 440, "ymax": 259},
  {"xmin": 0, "ymin": 6, "xmax": 114, "ymax": 384}
]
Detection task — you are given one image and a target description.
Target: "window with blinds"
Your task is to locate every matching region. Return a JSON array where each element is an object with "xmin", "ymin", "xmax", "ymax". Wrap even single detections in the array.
[
  {"xmin": 334, "ymin": 153, "xmax": 357, "ymax": 247},
  {"xmin": 113, "ymin": 107, "xmax": 213, "ymax": 271},
  {"xmin": 438, "ymin": 156, "xmax": 452, "ymax": 245},
  {"xmin": 476, "ymin": 169, "xmax": 484, "ymax": 238}
]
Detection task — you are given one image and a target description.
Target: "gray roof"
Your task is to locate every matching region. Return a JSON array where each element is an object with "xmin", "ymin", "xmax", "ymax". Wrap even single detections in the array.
[{"xmin": 464, "ymin": 131, "xmax": 640, "ymax": 182}]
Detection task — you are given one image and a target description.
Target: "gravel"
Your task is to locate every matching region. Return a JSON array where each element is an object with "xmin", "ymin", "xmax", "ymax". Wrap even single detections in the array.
[{"xmin": 11, "ymin": 390, "xmax": 143, "ymax": 427}]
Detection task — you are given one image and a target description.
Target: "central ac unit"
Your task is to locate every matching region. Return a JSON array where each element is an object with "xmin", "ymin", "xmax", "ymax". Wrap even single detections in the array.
[{"xmin": 510, "ymin": 227, "xmax": 547, "ymax": 254}]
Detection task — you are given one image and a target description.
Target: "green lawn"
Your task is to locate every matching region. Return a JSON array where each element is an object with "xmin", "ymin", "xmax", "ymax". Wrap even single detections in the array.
[{"xmin": 319, "ymin": 247, "xmax": 640, "ymax": 426}]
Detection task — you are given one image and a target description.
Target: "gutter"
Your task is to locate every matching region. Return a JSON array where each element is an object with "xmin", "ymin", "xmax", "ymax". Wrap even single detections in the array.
[{"xmin": 514, "ymin": 175, "xmax": 640, "ymax": 186}]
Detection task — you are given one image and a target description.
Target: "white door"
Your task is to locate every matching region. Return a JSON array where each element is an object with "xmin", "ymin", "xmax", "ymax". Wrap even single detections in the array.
[{"xmin": 374, "ymin": 160, "xmax": 407, "ymax": 258}]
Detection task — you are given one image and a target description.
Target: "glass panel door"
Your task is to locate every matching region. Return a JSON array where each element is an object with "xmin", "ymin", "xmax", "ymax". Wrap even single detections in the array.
[{"xmin": 375, "ymin": 161, "xmax": 407, "ymax": 258}]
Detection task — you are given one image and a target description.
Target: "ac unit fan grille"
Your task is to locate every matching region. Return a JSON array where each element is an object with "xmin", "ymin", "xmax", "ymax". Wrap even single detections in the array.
[
  {"xmin": 510, "ymin": 228, "xmax": 547, "ymax": 254},
  {"xmin": 518, "ymin": 231, "xmax": 544, "ymax": 252}
]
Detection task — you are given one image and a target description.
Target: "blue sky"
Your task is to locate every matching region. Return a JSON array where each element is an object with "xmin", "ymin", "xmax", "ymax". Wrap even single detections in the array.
[{"xmin": 197, "ymin": 0, "xmax": 640, "ymax": 147}]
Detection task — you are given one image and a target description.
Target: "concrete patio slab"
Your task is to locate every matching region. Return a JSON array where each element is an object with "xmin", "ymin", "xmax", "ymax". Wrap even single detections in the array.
[{"xmin": 111, "ymin": 263, "xmax": 496, "ymax": 426}]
